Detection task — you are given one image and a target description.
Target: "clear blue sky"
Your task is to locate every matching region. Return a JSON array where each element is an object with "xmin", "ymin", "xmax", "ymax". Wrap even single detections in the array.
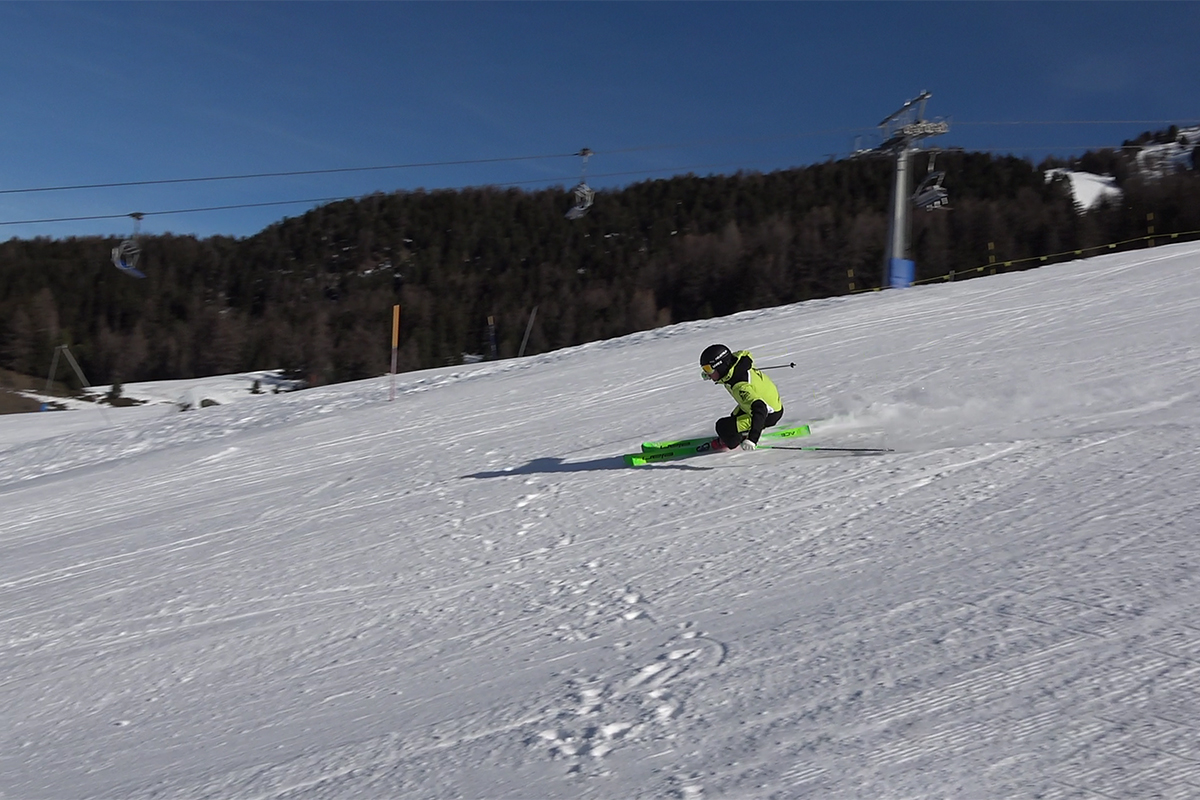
[{"xmin": 1, "ymin": 1, "xmax": 1197, "ymax": 241}]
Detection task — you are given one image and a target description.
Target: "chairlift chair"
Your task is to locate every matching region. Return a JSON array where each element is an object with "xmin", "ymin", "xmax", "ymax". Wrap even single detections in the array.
[
  {"xmin": 565, "ymin": 182, "xmax": 594, "ymax": 220},
  {"xmin": 112, "ymin": 212, "xmax": 147, "ymax": 278},
  {"xmin": 564, "ymin": 148, "xmax": 595, "ymax": 220},
  {"xmin": 112, "ymin": 240, "xmax": 144, "ymax": 277},
  {"xmin": 913, "ymin": 170, "xmax": 950, "ymax": 212}
]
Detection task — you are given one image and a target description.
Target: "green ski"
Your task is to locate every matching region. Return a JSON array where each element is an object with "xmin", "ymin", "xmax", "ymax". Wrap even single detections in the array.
[
  {"xmin": 640, "ymin": 423, "xmax": 811, "ymax": 453},
  {"xmin": 624, "ymin": 423, "xmax": 812, "ymax": 466},
  {"xmin": 623, "ymin": 441, "xmax": 720, "ymax": 467}
]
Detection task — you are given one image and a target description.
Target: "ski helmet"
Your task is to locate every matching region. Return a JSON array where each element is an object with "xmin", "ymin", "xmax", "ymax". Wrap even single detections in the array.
[{"xmin": 700, "ymin": 344, "xmax": 734, "ymax": 380}]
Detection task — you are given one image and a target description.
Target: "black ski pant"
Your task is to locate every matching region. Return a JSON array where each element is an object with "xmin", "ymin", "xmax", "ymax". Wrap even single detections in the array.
[{"xmin": 716, "ymin": 408, "xmax": 783, "ymax": 449}]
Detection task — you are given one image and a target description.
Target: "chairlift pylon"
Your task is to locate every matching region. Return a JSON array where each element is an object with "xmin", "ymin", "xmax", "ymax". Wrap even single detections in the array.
[
  {"xmin": 112, "ymin": 212, "xmax": 146, "ymax": 278},
  {"xmin": 565, "ymin": 148, "xmax": 595, "ymax": 220}
]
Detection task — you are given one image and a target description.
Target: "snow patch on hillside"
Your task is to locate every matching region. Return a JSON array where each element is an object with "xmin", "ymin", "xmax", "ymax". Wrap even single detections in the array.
[
  {"xmin": 1046, "ymin": 168, "xmax": 1123, "ymax": 210},
  {"xmin": 1135, "ymin": 124, "xmax": 1199, "ymax": 177}
]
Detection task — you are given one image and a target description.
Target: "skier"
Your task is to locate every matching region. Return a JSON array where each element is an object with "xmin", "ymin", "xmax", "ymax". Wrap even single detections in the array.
[{"xmin": 699, "ymin": 344, "xmax": 784, "ymax": 451}]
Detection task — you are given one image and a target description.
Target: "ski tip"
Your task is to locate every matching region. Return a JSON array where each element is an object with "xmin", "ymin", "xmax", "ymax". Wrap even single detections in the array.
[{"xmin": 623, "ymin": 453, "xmax": 649, "ymax": 467}]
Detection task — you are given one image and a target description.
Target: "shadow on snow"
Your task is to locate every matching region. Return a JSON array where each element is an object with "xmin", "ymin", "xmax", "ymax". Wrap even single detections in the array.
[{"xmin": 463, "ymin": 455, "xmax": 712, "ymax": 478}]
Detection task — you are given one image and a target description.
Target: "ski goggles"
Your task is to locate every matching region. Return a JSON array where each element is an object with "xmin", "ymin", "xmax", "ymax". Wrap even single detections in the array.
[{"xmin": 701, "ymin": 364, "xmax": 718, "ymax": 380}]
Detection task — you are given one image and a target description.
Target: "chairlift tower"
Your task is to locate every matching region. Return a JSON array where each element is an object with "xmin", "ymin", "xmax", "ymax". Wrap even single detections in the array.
[{"xmin": 876, "ymin": 91, "xmax": 949, "ymax": 288}]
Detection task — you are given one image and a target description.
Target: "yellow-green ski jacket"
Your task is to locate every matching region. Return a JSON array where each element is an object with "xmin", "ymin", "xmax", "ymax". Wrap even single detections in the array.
[{"xmin": 716, "ymin": 350, "xmax": 783, "ymax": 438}]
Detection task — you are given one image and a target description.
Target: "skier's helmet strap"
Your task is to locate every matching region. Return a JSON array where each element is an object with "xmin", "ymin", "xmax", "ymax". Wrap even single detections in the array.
[{"xmin": 700, "ymin": 344, "xmax": 733, "ymax": 380}]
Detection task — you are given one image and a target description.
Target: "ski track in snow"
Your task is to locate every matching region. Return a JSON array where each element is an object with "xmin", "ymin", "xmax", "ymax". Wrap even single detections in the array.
[{"xmin": 2, "ymin": 242, "xmax": 1200, "ymax": 799}]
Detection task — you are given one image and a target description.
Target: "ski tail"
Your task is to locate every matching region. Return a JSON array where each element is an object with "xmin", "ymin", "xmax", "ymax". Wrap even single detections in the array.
[
  {"xmin": 626, "ymin": 437, "xmax": 722, "ymax": 466},
  {"xmin": 638, "ymin": 436, "xmax": 714, "ymax": 453}
]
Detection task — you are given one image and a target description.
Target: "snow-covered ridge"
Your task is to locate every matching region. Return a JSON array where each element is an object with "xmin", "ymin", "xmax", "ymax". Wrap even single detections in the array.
[
  {"xmin": 1044, "ymin": 125, "xmax": 1197, "ymax": 212},
  {"xmin": 1135, "ymin": 124, "xmax": 1200, "ymax": 177}
]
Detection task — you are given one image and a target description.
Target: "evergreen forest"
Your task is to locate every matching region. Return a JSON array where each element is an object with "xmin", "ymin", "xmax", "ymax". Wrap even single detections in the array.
[{"xmin": 2, "ymin": 143, "xmax": 1198, "ymax": 391}]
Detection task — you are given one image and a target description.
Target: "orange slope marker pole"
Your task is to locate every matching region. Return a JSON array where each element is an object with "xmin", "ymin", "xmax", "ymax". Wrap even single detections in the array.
[{"xmin": 390, "ymin": 304, "xmax": 400, "ymax": 401}]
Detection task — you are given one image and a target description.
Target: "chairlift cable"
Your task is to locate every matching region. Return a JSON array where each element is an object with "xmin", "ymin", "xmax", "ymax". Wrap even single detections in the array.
[
  {"xmin": 0, "ymin": 152, "xmax": 583, "ymax": 196},
  {"xmin": 0, "ymin": 130, "xmax": 885, "ymax": 198},
  {"xmin": 0, "ymin": 142, "xmax": 1150, "ymax": 228},
  {"xmin": 2, "ymin": 117, "xmax": 1194, "ymax": 200},
  {"xmin": 2, "ymin": 125, "xmax": 1194, "ymax": 229},
  {"xmin": 955, "ymin": 119, "xmax": 1200, "ymax": 127},
  {"xmin": 0, "ymin": 131, "xmax": 870, "ymax": 198}
]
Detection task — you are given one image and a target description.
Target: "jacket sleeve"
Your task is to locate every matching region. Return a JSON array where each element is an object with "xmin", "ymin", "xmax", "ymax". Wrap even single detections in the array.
[{"xmin": 729, "ymin": 379, "xmax": 770, "ymax": 442}]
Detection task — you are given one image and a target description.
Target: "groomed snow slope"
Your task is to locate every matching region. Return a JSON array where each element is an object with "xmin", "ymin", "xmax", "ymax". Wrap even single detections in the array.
[{"xmin": 3, "ymin": 241, "xmax": 1200, "ymax": 799}]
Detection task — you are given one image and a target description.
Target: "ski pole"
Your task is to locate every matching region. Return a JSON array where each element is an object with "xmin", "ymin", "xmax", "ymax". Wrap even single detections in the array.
[
  {"xmin": 760, "ymin": 362, "xmax": 796, "ymax": 370},
  {"xmin": 766, "ymin": 445, "xmax": 894, "ymax": 453}
]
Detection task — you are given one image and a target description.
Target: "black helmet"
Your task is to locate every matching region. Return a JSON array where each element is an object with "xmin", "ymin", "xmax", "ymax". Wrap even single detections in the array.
[{"xmin": 700, "ymin": 344, "xmax": 734, "ymax": 380}]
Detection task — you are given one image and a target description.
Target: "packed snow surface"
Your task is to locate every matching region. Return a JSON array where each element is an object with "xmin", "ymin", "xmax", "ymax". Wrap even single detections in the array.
[{"xmin": 3, "ymin": 242, "xmax": 1200, "ymax": 799}]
